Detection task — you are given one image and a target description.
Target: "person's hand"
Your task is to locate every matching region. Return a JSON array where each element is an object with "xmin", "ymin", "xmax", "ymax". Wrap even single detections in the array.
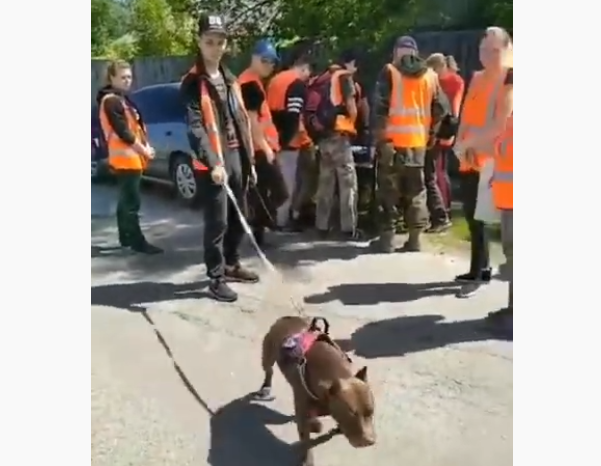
[
  {"xmin": 145, "ymin": 145, "xmax": 156, "ymax": 159},
  {"xmin": 464, "ymin": 147, "xmax": 477, "ymax": 165},
  {"xmin": 211, "ymin": 165, "xmax": 227, "ymax": 185},
  {"xmin": 265, "ymin": 148, "xmax": 275, "ymax": 164},
  {"xmin": 250, "ymin": 165, "xmax": 258, "ymax": 186}
]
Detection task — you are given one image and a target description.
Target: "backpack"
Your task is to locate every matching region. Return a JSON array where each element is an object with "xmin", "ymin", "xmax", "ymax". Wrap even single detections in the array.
[{"xmin": 303, "ymin": 72, "xmax": 341, "ymax": 141}]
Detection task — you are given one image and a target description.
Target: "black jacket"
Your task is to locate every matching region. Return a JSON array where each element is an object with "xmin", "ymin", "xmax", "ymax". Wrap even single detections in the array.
[{"xmin": 180, "ymin": 59, "xmax": 253, "ymax": 180}]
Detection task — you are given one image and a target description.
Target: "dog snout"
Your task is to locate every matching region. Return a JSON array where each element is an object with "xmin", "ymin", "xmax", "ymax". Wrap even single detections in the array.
[{"xmin": 350, "ymin": 434, "xmax": 376, "ymax": 448}]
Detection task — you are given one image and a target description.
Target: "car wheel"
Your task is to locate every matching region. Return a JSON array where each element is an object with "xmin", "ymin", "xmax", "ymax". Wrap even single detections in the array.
[{"xmin": 171, "ymin": 155, "xmax": 202, "ymax": 207}]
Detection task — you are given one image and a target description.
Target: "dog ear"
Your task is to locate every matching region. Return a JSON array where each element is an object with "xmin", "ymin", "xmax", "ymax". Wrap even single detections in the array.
[
  {"xmin": 355, "ymin": 366, "xmax": 368, "ymax": 382},
  {"xmin": 328, "ymin": 379, "xmax": 342, "ymax": 397}
]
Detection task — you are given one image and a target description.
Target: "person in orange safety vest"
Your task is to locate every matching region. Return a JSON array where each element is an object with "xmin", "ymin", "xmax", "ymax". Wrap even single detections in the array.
[
  {"xmin": 266, "ymin": 53, "xmax": 314, "ymax": 228},
  {"xmin": 453, "ymin": 27, "xmax": 513, "ymax": 310},
  {"xmin": 238, "ymin": 40, "xmax": 290, "ymax": 246},
  {"xmin": 312, "ymin": 49, "xmax": 362, "ymax": 239},
  {"xmin": 180, "ymin": 13, "xmax": 260, "ymax": 303},
  {"xmin": 370, "ymin": 36, "xmax": 453, "ymax": 252},
  {"xmin": 96, "ymin": 59, "xmax": 163, "ymax": 254}
]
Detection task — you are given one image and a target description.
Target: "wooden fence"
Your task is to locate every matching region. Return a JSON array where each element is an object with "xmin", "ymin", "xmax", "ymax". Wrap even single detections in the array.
[{"xmin": 91, "ymin": 29, "xmax": 484, "ymax": 101}]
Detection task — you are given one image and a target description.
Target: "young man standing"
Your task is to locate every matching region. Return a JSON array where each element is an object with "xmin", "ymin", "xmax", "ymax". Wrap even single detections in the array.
[
  {"xmin": 371, "ymin": 36, "xmax": 452, "ymax": 252},
  {"xmin": 313, "ymin": 50, "xmax": 360, "ymax": 239},
  {"xmin": 180, "ymin": 14, "xmax": 259, "ymax": 303},
  {"xmin": 238, "ymin": 39, "xmax": 288, "ymax": 246},
  {"xmin": 267, "ymin": 53, "xmax": 313, "ymax": 228}
]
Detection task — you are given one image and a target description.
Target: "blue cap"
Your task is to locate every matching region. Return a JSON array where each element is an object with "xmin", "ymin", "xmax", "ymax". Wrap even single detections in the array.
[{"xmin": 252, "ymin": 39, "xmax": 279, "ymax": 63}]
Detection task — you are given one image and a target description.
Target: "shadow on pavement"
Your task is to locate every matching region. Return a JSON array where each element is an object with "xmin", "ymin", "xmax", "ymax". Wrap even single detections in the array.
[
  {"xmin": 304, "ymin": 281, "xmax": 461, "ymax": 306},
  {"xmin": 91, "ymin": 280, "xmax": 211, "ymax": 311},
  {"xmin": 335, "ymin": 314, "xmax": 510, "ymax": 359},
  {"xmin": 141, "ymin": 310, "xmax": 216, "ymax": 416},
  {"xmin": 208, "ymin": 394, "xmax": 295, "ymax": 466}
]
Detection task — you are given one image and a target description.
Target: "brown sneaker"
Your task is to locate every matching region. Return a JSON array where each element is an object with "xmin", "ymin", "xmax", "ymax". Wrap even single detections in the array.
[{"xmin": 225, "ymin": 264, "xmax": 260, "ymax": 283}]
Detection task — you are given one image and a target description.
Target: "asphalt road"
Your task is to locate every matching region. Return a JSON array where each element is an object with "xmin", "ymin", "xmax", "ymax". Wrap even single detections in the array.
[{"xmin": 91, "ymin": 183, "xmax": 512, "ymax": 466}]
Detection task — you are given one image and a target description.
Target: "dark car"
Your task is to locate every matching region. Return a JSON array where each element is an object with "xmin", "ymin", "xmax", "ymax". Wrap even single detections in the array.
[
  {"xmin": 91, "ymin": 105, "xmax": 110, "ymax": 182},
  {"xmin": 90, "ymin": 83, "xmax": 203, "ymax": 206}
]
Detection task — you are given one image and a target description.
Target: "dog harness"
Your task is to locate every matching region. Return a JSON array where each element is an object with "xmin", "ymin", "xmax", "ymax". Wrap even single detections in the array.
[{"xmin": 280, "ymin": 317, "xmax": 350, "ymax": 404}]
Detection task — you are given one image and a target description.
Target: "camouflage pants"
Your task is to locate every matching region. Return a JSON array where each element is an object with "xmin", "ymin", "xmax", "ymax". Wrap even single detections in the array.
[
  {"xmin": 291, "ymin": 144, "xmax": 318, "ymax": 213},
  {"xmin": 377, "ymin": 148, "xmax": 428, "ymax": 233},
  {"xmin": 315, "ymin": 134, "xmax": 358, "ymax": 232}
]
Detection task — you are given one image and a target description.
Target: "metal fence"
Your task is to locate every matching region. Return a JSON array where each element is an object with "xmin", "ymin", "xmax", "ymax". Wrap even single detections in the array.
[{"xmin": 91, "ymin": 29, "xmax": 484, "ymax": 101}]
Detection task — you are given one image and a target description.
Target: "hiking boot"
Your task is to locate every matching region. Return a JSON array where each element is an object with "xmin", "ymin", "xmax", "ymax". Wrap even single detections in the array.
[
  {"xmin": 131, "ymin": 242, "xmax": 164, "ymax": 255},
  {"xmin": 427, "ymin": 219, "xmax": 452, "ymax": 233},
  {"xmin": 399, "ymin": 231, "xmax": 422, "ymax": 252},
  {"xmin": 209, "ymin": 278, "xmax": 238, "ymax": 302},
  {"xmin": 377, "ymin": 231, "xmax": 395, "ymax": 253},
  {"xmin": 225, "ymin": 264, "xmax": 260, "ymax": 283},
  {"xmin": 455, "ymin": 269, "xmax": 492, "ymax": 283}
]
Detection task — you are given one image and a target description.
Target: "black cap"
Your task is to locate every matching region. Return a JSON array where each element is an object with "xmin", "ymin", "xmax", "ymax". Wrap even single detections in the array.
[
  {"xmin": 394, "ymin": 35, "xmax": 418, "ymax": 51},
  {"xmin": 339, "ymin": 48, "xmax": 361, "ymax": 65},
  {"xmin": 197, "ymin": 13, "xmax": 227, "ymax": 36}
]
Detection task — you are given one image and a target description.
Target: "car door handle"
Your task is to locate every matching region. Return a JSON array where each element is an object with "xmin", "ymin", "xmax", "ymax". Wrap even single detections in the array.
[{"xmin": 165, "ymin": 130, "xmax": 173, "ymax": 136}]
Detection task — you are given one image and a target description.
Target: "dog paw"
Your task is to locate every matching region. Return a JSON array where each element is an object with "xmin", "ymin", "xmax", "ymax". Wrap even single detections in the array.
[{"xmin": 253, "ymin": 387, "xmax": 275, "ymax": 402}]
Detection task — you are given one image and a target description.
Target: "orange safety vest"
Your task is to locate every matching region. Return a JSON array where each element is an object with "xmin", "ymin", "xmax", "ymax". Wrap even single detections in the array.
[
  {"xmin": 456, "ymin": 70, "xmax": 507, "ymax": 172},
  {"xmin": 385, "ymin": 64, "xmax": 436, "ymax": 148},
  {"xmin": 183, "ymin": 66, "xmax": 250, "ymax": 171},
  {"xmin": 99, "ymin": 94, "xmax": 148, "ymax": 171},
  {"xmin": 329, "ymin": 68, "xmax": 357, "ymax": 135},
  {"xmin": 267, "ymin": 69, "xmax": 312, "ymax": 149},
  {"xmin": 238, "ymin": 68, "xmax": 280, "ymax": 153},
  {"xmin": 492, "ymin": 114, "xmax": 513, "ymax": 210}
]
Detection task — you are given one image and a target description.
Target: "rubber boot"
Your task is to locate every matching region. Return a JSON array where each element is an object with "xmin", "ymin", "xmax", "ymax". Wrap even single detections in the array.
[
  {"xmin": 377, "ymin": 230, "xmax": 395, "ymax": 253},
  {"xmin": 401, "ymin": 230, "xmax": 422, "ymax": 252}
]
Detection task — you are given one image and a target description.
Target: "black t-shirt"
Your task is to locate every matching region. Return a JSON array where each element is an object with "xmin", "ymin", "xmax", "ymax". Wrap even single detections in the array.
[
  {"xmin": 240, "ymin": 81, "xmax": 265, "ymax": 114},
  {"xmin": 208, "ymin": 72, "xmax": 239, "ymax": 148}
]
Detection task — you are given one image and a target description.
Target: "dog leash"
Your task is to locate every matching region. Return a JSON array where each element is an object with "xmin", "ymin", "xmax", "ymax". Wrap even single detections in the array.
[{"xmin": 223, "ymin": 181, "xmax": 307, "ymax": 316}]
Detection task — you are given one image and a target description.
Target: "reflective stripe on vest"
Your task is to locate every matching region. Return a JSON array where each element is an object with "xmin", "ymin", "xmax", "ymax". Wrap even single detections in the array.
[
  {"xmin": 238, "ymin": 68, "xmax": 280, "ymax": 152},
  {"xmin": 385, "ymin": 64, "xmax": 434, "ymax": 148},
  {"xmin": 457, "ymin": 71, "xmax": 506, "ymax": 171},
  {"xmin": 492, "ymin": 116, "xmax": 513, "ymax": 209}
]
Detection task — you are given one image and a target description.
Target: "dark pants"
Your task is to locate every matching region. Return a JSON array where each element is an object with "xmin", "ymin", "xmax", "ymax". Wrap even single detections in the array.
[
  {"xmin": 115, "ymin": 170, "xmax": 145, "ymax": 247},
  {"xmin": 249, "ymin": 151, "xmax": 289, "ymax": 230},
  {"xmin": 425, "ymin": 146, "xmax": 450, "ymax": 224},
  {"xmin": 460, "ymin": 171, "xmax": 490, "ymax": 274},
  {"xmin": 202, "ymin": 149, "xmax": 246, "ymax": 279}
]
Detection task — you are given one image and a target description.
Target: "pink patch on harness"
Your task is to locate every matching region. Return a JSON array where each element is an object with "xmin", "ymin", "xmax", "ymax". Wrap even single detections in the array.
[{"xmin": 298, "ymin": 331, "xmax": 319, "ymax": 355}]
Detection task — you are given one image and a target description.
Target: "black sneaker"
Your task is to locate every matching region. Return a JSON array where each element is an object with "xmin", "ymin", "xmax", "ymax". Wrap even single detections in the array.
[
  {"xmin": 209, "ymin": 279, "xmax": 238, "ymax": 302},
  {"xmin": 131, "ymin": 242, "xmax": 164, "ymax": 254},
  {"xmin": 455, "ymin": 268, "xmax": 492, "ymax": 283}
]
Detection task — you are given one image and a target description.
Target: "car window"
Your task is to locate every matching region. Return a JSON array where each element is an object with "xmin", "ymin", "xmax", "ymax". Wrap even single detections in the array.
[{"xmin": 130, "ymin": 86, "xmax": 185, "ymax": 124}]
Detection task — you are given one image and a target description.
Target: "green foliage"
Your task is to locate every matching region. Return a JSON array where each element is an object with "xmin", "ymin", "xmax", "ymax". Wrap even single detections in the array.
[
  {"xmin": 130, "ymin": 0, "xmax": 194, "ymax": 56},
  {"xmin": 91, "ymin": 0, "xmax": 513, "ymax": 61}
]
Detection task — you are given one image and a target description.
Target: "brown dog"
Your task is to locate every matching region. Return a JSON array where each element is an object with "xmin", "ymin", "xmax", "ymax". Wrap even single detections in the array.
[{"xmin": 254, "ymin": 316, "xmax": 375, "ymax": 466}]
